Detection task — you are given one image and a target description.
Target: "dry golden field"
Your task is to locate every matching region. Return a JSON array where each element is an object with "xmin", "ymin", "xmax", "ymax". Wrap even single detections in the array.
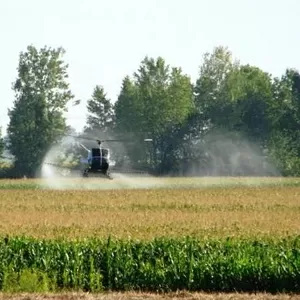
[
  {"xmin": 0, "ymin": 177, "xmax": 299, "ymax": 240},
  {"xmin": 1, "ymin": 177, "xmax": 300, "ymax": 298}
]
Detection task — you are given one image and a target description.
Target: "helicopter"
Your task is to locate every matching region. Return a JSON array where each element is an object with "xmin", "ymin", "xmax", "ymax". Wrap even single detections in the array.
[{"xmin": 43, "ymin": 134, "xmax": 153, "ymax": 179}]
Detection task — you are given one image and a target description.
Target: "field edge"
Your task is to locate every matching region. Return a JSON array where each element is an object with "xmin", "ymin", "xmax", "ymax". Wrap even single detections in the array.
[{"xmin": 0, "ymin": 291, "xmax": 300, "ymax": 300}]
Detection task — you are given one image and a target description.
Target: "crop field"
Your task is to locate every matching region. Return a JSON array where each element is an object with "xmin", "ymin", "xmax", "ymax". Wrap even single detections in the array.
[
  {"xmin": 0, "ymin": 176, "xmax": 300, "ymax": 298},
  {"xmin": 0, "ymin": 177, "xmax": 300, "ymax": 240}
]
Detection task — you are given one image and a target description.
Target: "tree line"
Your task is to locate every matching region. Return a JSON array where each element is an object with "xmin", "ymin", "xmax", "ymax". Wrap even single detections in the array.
[{"xmin": 1, "ymin": 44, "xmax": 300, "ymax": 178}]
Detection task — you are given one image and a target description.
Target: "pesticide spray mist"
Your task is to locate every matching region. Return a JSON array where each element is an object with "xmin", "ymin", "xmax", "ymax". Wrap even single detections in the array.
[
  {"xmin": 180, "ymin": 129, "xmax": 281, "ymax": 186},
  {"xmin": 38, "ymin": 136, "xmax": 81, "ymax": 189},
  {"xmin": 38, "ymin": 129, "xmax": 281, "ymax": 190},
  {"xmin": 38, "ymin": 131, "xmax": 159, "ymax": 190}
]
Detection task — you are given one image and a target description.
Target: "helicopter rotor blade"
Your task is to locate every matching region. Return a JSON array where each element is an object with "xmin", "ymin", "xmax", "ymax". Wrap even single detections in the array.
[
  {"xmin": 101, "ymin": 139, "xmax": 153, "ymax": 142},
  {"xmin": 78, "ymin": 143, "xmax": 90, "ymax": 152},
  {"xmin": 60, "ymin": 134, "xmax": 153, "ymax": 143}
]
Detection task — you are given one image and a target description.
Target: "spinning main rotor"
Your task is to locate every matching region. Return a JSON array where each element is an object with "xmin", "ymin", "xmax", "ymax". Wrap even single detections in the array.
[{"xmin": 62, "ymin": 134, "xmax": 153, "ymax": 146}]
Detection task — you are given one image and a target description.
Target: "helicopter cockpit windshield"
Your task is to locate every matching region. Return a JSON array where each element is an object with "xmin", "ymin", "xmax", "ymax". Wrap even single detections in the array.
[
  {"xmin": 101, "ymin": 148, "xmax": 109, "ymax": 157},
  {"xmin": 91, "ymin": 148, "xmax": 109, "ymax": 158}
]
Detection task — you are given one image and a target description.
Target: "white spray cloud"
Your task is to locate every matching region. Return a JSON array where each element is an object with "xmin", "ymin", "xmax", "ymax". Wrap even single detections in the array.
[
  {"xmin": 37, "ymin": 128, "xmax": 281, "ymax": 190},
  {"xmin": 38, "ymin": 132, "xmax": 159, "ymax": 190}
]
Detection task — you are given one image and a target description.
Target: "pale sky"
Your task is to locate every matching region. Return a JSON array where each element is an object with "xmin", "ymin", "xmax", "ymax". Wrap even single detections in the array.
[{"xmin": 0, "ymin": 0, "xmax": 299, "ymax": 135}]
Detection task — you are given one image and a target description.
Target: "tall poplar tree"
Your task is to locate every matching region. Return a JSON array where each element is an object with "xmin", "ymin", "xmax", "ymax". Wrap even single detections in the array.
[{"xmin": 7, "ymin": 45, "xmax": 74, "ymax": 177}]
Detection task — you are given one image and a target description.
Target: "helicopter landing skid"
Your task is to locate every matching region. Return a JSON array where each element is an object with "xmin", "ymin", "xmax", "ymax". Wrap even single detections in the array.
[{"xmin": 82, "ymin": 168, "xmax": 113, "ymax": 180}]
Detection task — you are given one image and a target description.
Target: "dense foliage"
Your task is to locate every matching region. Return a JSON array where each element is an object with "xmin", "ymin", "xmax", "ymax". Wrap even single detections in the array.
[
  {"xmin": 6, "ymin": 45, "xmax": 75, "ymax": 177},
  {"xmin": 2, "ymin": 44, "xmax": 300, "ymax": 177},
  {"xmin": 0, "ymin": 128, "xmax": 3, "ymax": 158},
  {"xmin": 0, "ymin": 236, "xmax": 300, "ymax": 293}
]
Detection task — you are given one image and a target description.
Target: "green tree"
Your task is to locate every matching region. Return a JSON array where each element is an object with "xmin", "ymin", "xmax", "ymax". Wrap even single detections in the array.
[
  {"xmin": 194, "ymin": 45, "xmax": 239, "ymax": 130},
  {"xmin": 225, "ymin": 64, "xmax": 273, "ymax": 142},
  {"xmin": 84, "ymin": 85, "xmax": 115, "ymax": 136},
  {"xmin": 0, "ymin": 128, "xmax": 5, "ymax": 164},
  {"xmin": 192, "ymin": 47, "xmax": 276, "ymax": 175},
  {"xmin": 266, "ymin": 68, "xmax": 300, "ymax": 175},
  {"xmin": 267, "ymin": 129, "xmax": 300, "ymax": 176},
  {"xmin": 268, "ymin": 68, "xmax": 300, "ymax": 132},
  {"xmin": 113, "ymin": 76, "xmax": 144, "ymax": 168},
  {"xmin": 195, "ymin": 46, "xmax": 275, "ymax": 139},
  {"xmin": 0, "ymin": 128, "xmax": 3, "ymax": 157},
  {"xmin": 114, "ymin": 56, "xmax": 194, "ymax": 171},
  {"xmin": 7, "ymin": 45, "xmax": 74, "ymax": 177},
  {"xmin": 135, "ymin": 57, "xmax": 193, "ymax": 135},
  {"xmin": 114, "ymin": 76, "xmax": 142, "ymax": 135}
]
